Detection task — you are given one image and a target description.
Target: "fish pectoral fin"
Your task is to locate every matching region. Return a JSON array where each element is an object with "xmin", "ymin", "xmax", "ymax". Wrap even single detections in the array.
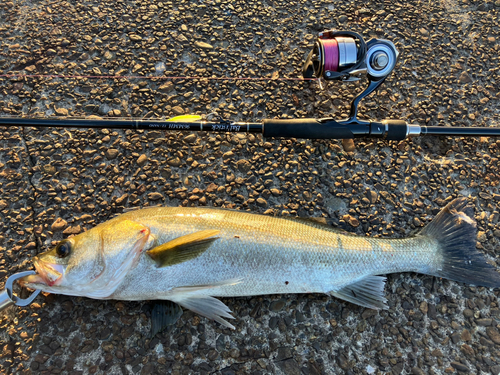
[
  {"xmin": 150, "ymin": 300, "xmax": 184, "ymax": 338},
  {"xmin": 146, "ymin": 229, "xmax": 220, "ymax": 268},
  {"xmin": 330, "ymin": 275, "xmax": 388, "ymax": 310},
  {"xmin": 168, "ymin": 279, "xmax": 242, "ymax": 330}
]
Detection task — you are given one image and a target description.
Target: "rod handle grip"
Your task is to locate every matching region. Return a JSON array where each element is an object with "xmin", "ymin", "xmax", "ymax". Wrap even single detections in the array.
[{"xmin": 263, "ymin": 118, "xmax": 358, "ymax": 139}]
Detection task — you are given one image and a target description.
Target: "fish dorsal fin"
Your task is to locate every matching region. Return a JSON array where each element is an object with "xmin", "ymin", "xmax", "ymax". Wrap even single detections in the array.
[
  {"xmin": 330, "ymin": 275, "xmax": 388, "ymax": 309},
  {"xmin": 146, "ymin": 229, "xmax": 220, "ymax": 268},
  {"xmin": 168, "ymin": 279, "xmax": 242, "ymax": 329}
]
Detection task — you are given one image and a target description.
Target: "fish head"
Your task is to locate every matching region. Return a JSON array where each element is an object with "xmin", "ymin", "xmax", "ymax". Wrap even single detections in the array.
[{"xmin": 20, "ymin": 219, "xmax": 151, "ymax": 298}]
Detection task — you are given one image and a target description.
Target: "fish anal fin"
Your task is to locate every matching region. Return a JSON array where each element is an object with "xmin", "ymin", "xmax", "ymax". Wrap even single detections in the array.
[
  {"xmin": 146, "ymin": 229, "xmax": 220, "ymax": 268},
  {"xmin": 330, "ymin": 275, "xmax": 388, "ymax": 310},
  {"xmin": 168, "ymin": 279, "xmax": 242, "ymax": 330},
  {"xmin": 150, "ymin": 300, "xmax": 183, "ymax": 338}
]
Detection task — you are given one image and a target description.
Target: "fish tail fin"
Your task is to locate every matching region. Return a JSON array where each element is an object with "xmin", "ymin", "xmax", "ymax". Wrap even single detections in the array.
[{"xmin": 420, "ymin": 197, "xmax": 500, "ymax": 288}]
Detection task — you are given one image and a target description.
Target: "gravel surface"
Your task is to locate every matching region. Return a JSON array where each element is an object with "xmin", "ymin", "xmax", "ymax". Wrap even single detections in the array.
[{"xmin": 1, "ymin": 0, "xmax": 500, "ymax": 374}]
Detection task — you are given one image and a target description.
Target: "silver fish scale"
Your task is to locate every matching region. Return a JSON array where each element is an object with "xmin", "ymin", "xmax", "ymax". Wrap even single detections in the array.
[{"xmin": 111, "ymin": 207, "xmax": 439, "ymax": 300}]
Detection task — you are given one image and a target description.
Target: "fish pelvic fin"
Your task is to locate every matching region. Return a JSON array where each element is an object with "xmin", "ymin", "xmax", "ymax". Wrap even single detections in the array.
[
  {"xmin": 419, "ymin": 197, "xmax": 500, "ymax": 288},
  {"xmin": 150, "ymin": 300, "xmax": 183, "ymax": 338},
  {"xmin": 330, "ymin": 275, "xmax": 388, "ymax": 310},
  {"xmin": 168, "ymin": 279, "xmax": 242, "ymax": 330},
  {"xmin": 146, "ymin": 229, "xmax": 220, "ymax": 268}
]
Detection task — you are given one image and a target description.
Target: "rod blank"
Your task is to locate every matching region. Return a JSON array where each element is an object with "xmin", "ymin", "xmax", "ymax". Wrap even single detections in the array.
[
  {"xmin": 422, "ymin": 126, "xmax": 500, "ymax": 137},
  {"xmin": 1, "ymin": 117, "xmax": 500, "ymax": 140},
  {"xmin": 0, "ymin": 118, "xmax": 262, "ymax": 133}
]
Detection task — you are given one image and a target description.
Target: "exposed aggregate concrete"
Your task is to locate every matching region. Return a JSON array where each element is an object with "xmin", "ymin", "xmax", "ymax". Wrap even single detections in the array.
[{"xmin": 0, "ymin": 0, "xmax": 500, "ymax": 374}]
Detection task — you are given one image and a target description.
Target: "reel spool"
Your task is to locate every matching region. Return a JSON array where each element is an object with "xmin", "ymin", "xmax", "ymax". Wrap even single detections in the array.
[{"xmin": 303, "ymin": 30, "xmax": 398, "ymax": 82}]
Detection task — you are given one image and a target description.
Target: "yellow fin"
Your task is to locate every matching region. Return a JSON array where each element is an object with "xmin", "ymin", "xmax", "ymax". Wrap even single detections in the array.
[
  {"xmin": 146, "ymin": 229, "xmax": 220, "ymax": 267},
  {"xmin": 167, "ymin": 115, "xmax": 202, "ymax": 122}
]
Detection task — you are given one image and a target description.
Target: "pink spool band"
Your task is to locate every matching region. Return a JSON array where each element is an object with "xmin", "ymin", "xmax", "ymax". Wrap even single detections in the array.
[{"xmin": 322, "ymin": 39, "xmax": 339, "ymax": 72}]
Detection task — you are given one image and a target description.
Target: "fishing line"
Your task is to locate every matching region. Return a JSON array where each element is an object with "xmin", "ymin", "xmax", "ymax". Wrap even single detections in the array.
[
  {"xmin": 0, "ymin": 73, "xmax": 318, "ymax": 82},
  {"xmin": 322, "ymin": 39, "xmax": 339, "ymax": 74}
]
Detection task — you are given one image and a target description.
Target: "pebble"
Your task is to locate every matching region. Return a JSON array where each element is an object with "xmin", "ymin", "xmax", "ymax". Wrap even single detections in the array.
[
  {"xmin": 172, "ymin": 106, "xmax": 184, "ymax": 115},
  {"xmin": 367, "ymin": 190, "xmax": 378, "ymax": 203},
  {"xmin": 276, "ymin": 358, "xmax": 301, "ymax": 375},
  {"xmin": 342, "ymin": 139, "xmax": 355, "ymax": 152},
  {"xmin": 159, "ymin": 82, "xmax": 174, "ymax": 93},
  {"xmin": 63, "ymin": 225, "xmax": 81, "ymax": 235},
  {"xmin": 343, "ymin": 214, "xmax": 359, "ymax": 227},
  {"xmin": 463, "ymin": 308, "xmax": 474, "ymax": 318},
  {"xmin": 194, "ymin": 41, "xmax": 213, "ymax": 49},
  {"xmin": 51, "ymin": 218, "xmax": 68, "ymax": 232},
  {"xmin": 450, "ymin": 362, "xmax": 469, "ymax": 372},
  {"xmin": 486, "ymin": 327, "xmax": 500, "ymax": 344},
  {"xmin": 116, "ymin": 194, "xmax": 129, "ymax": 205},
  {"xmin": 55, "ymin": 108, "xmax": 69, "ymax": 116},
  {"xmin": 104, "ymin": 51, "xmax": 114, "ymax": 60},
  {"xmin": 256, "ymin": 198, "xmax": 267, "ymax": 207},
  {"xmin": 236, "ymin": 159, "xmax": 251, "ymax": 173},
  {"xmin": 148, "ymin": 192, "xmax": 163, "ymax": 201},
  {"xmin": 105, "ymin": 149, "xmax": 119, "ymax": 160},
  {"xmin": 460, "ymin": 329, "xmax": 471, "ymax": 341},
  {"xmin": 419, "ymin": 28, "xmax": 429, "ymax": 36},
  {"xmin": 411, "ymin": 368, "xmax": 426, "ymax": 375},
  {"xmin": 459, "ymin": 72, "xmax": 472, "ymax": 83},
  {"xmin": 476, "ymin": 318, "xmax": 492, "ymax": 326},
  {"xmin": 183, "ymin": 134, "xmax": 197, "ymax": 144},
  {"xmin": 137, "ymin": 154, "xmax": 148, "ymax": 166},
  {"xmin": 269, "ymin": 299, "xmax": 286, "ymax": 312},
  {"xmin": 419, "ymin": 301, "xmax": 428, "ymax": 314},
  {"xmin": 477, "ymin": 230, "xmax": 487, "ymax": 242},
  {"xmin": 167, "ymin": 157, "xmax": 182, "ymax": 167}
]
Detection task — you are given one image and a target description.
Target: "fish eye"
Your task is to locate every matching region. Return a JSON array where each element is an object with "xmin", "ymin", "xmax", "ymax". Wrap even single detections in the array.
[{"xmin": 55, "ymin": 240, "xmax": 72, "ymax": 258}]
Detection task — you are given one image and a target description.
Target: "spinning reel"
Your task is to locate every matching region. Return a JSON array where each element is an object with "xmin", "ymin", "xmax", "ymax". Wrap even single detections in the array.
[
  {"xmin": 303, "ymin": 30, "xmax": 399, "ymax": 82},
  {"xmin": 302, "ymin": 30, "xmax": 400, "ymax": 123},
  {"xmin": 264, "ymin": 30, "xmax": 408, "ymax": 140}
]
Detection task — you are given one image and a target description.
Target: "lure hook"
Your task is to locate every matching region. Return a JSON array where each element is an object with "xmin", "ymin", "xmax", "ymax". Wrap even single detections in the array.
[{"xmin": 0, "ymin": 271, "xmax": 41, "ymax": 311}]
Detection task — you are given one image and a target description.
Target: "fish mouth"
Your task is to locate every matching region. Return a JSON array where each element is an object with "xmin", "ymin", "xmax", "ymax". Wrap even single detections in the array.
[{"xmin": 19, "ymin": 258, "xmax": 64, "ymax": 287}]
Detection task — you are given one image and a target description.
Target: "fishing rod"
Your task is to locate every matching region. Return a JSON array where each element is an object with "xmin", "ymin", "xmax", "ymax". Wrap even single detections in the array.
[{"xmin": 1, "ymin": 30, "xmax": 499, "ymax": 141}]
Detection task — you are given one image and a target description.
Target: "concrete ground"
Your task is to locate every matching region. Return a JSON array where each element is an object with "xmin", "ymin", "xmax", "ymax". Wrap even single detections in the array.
[{"xmin": 0, "ymin": 0, "xmax": 499, "ymax": 374}]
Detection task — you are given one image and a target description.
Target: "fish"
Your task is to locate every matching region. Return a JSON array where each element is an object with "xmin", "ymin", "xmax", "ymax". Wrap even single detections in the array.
[{"xmin": 20, "ymin": 198, "xmax": 500, "ymax": 330}]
